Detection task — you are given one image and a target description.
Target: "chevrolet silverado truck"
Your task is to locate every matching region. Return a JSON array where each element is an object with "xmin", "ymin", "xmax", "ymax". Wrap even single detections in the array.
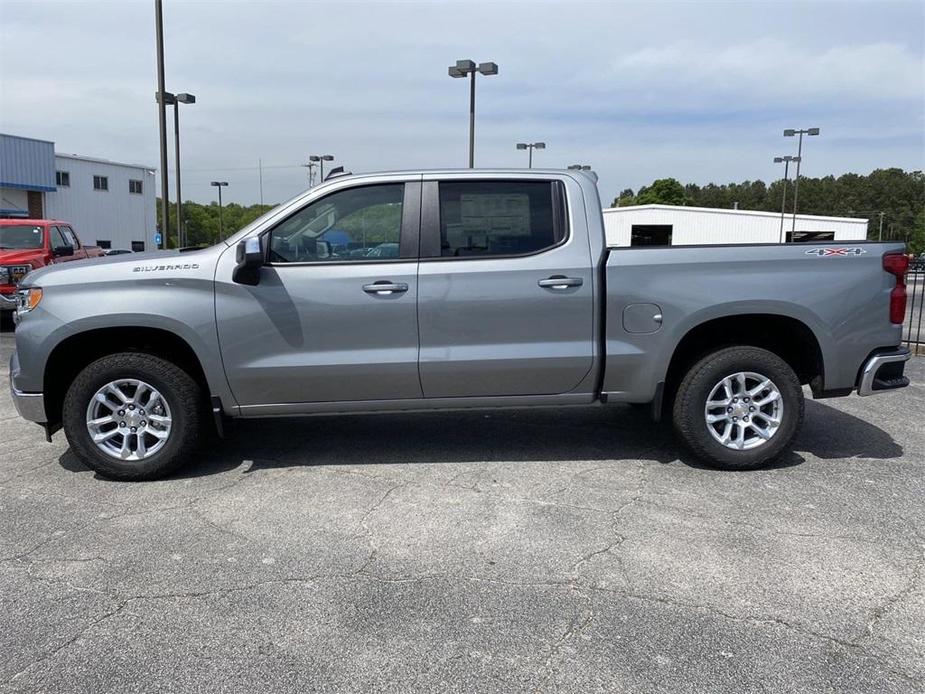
[
  {"xmin": 9, "ymin": 170, "xmax": 912, "ymax": 480},
  {"xmin": 0, "ymin": 219, "xmax": 104, "ymax": 311}
]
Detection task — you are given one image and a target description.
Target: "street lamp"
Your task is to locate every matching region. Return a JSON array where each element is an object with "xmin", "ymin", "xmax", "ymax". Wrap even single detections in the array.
[
  {"xmin": 160, "ymin": 92, "xmax": 196, "ymax": 247},
  {"xmin": 773, "ymin": 155, "xmax": 800, "ymax": 242},
  {"xmin": 210, "ymin": 181, "xmax": 228, "ymax": 241},
  {"xmin": 309, "ymin": 154, "xmax": 334, "ymax": 183},
  {"xmin": 448, "ymin": 59, "xmax": 498, "ymax": 168},
  {"xmin": 516, "ymin": 142, "xmax": 545, "ymax": 168},
  {"xmin": 783, "ymin": 127, "xmax": 820, "ymax": 234}
]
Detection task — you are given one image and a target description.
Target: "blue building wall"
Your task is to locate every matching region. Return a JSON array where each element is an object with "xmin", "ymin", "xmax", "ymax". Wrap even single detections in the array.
[{"xmin": 0, "ymin": 133, "xmax": 56, "ymax": 192}]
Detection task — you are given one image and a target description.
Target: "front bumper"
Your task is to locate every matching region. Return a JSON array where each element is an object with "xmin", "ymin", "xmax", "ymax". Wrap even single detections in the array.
[
  {"xmin": 9, "ymin": 350, "xmax": 46, "ymax": 423},
  {"xmin": 857, "ymin": 347, "xmax": 911, "ymax": 396},
  {"xmin": 0, "ymin": 292, "xmax": 17, "ymax": 311},
  {"xmin": 10, "ymin": 385, "xmax": 46, "ymax": 422}
]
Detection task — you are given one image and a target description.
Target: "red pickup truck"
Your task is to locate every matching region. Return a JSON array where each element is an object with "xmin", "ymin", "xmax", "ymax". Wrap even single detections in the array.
[{"xmin": 0, "ymin": 219, "xmax": 104, "ymax": 311}]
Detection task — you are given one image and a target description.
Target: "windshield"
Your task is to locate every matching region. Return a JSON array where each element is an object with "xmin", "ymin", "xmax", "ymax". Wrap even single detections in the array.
[{"xmin": 0, "ymin": 225, "xmax": 44, "ymax": 250}]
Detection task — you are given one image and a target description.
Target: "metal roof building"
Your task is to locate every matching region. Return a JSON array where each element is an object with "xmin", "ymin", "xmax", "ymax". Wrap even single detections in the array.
[
  {"xmin": 603, "ymin": 204, "xmax": 869, "ymax": 247},
  {"xmin": 1, "ymin": 133, "xmax": 156, "ymax": 252}
]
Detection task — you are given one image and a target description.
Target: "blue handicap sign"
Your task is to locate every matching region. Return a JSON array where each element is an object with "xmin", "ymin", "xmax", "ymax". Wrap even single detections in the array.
[{"xmin": 154, "ymin": 232, "xmax": 162, "ymax": 246}]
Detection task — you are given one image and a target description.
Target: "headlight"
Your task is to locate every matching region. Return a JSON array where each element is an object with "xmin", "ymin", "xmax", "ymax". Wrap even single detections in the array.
[
  {"xmin": 0, "ymin": 267, "xmax": 9, "ymax": 285},
  {"xmin": 16, "ymin": 287, "xmax": 43, "ymax": 315}
]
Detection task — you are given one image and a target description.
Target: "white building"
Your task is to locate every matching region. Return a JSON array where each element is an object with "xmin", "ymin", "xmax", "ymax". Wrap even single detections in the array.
[
  {"xmin": 46, "ymin": 153, "xmax": 156, "ymax": 252},
  {"xmin": 1, "ymin": 133, "xmax": 156, "ymax": 252},
  {"xmin": 603, "ymin": 204, "xmax": 869, "ymax": 247}
]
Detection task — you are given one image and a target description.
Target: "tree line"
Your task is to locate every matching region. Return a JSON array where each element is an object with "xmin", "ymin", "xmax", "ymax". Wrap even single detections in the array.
[
  {"xmin": 612, "ymin": 168, "xmax": 924, "ymax": 253},
  {"xmin": 156, "ymin": 199, "xmax": 277, "ymax": 248}
]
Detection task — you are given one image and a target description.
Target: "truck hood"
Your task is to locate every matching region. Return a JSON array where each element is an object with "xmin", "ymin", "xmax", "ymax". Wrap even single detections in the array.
[
  {"xmin": 21, "ymin": 246, "xmax": 223, "ymax": 288},
  {"xmin": 0, "ymin": 249, "xmax": 46, "ymax": 266}
]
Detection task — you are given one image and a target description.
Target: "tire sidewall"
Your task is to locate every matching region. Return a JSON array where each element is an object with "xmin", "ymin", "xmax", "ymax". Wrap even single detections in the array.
[
  {"xmin": 674, "ymin": 347, "xmax": 804, "ymax": 470},
  {"xmin": 63, "ymin": 353, "xmax": 199, "ymax": 480}
]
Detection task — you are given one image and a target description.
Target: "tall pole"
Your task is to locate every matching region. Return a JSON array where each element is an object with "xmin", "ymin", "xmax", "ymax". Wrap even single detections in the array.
[
  {"xmin": 217, "ymin": 186, "xmax": 224, "ymax": 240},
  {"xmin": 878, "ymin": 212, "xmax": 885, "ymax": 241},
  {"xmin": 258, "ymin": 158, "xmax": 264, "ymax": 205},
  {"xmin": 791, "ymin": 131, "xmax": 804, "ymax": 234},
  {"xmin": 320, "ymin": 159, "xmax": 325, "ymax": 183},
  {"xmin": 779, "ymin": 159, "xmax": 790, "ymax": 243},
  {"xmin": 173, "ymin": 99, "xmax": 182, "ymax": 247},
  {"xmin": 468, "ymin": 69, "xmax": 476, "ymax": 168},
  {"xmin": 154, "ymin": 0, "xmax": 170, "ymax": 248},
  {"xmin": 528, "ymin": 146, "xmax": 533, "ymax": 169}
]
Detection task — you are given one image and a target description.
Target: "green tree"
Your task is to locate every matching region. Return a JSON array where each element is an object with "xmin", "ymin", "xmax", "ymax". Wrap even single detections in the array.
[
  {"xmin": 635, "ymin": 178, "xmax": 687, "ymax": 206},
  {"xmin": 611, "ymin": 188, "xmax": 636, "ymax": 207},
  {"xmin": 157, "ymin": 199, "xmax": 276, "ymax": 248}
]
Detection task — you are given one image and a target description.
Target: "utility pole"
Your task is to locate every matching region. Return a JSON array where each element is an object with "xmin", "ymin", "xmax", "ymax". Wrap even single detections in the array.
[
  {"xmin": 154, "ymin": 0, "xmax": 170, "ymax": 248},
  {"xmin": 302, "ymin": 161, "xmax": 318, "ymax": 187},
  {"xmin": 878, "ymin": 212, "xmax": 885, "ymax": 241},
  {"xmin": 258, "ymin": 158, "xmax": 264, "ymax": 205}
]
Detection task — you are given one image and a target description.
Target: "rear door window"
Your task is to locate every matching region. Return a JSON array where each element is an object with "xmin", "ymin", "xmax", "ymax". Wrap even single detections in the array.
[{"xmin": 435, "ymin": 180, "xmax": 566, "ymax": 258}]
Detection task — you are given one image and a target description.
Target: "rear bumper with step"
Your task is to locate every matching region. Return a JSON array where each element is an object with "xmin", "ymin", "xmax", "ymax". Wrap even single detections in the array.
[{"xmin": 857, "ymin": 347, "xmax": 911, "ymax": 396}]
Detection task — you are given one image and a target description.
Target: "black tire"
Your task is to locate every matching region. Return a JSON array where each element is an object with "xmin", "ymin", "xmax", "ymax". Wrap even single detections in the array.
[
  {"xmin": 63, "ymin": 353, "xmax": 202, "ymax": 481},
  {"xmin": 672, "ymin": 346, "xmax": 804, "ymax": 470}
]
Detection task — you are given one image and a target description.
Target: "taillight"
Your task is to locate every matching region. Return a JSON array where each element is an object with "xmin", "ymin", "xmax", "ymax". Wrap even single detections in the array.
[{"xmin": 883, "ymin": 253, "xmax": 909, "ymax": 324}]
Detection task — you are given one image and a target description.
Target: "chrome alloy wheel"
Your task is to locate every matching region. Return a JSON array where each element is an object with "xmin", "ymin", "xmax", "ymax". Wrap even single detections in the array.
[
  {"xmin": 85, "ymin": 379, "xmax": 172, "ymax": 461},
  {"xmin": 704, "ymin": 371, "xmax": 783, "ymax": 451}
]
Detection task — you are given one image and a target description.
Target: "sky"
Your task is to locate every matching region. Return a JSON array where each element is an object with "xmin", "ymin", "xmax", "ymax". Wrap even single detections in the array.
[{"xmin": 1, "ymin": 0, "xmax": 923, "ymax": 206}]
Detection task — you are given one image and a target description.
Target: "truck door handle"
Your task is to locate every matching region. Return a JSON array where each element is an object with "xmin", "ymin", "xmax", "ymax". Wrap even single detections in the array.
[
  {"xmin": 363, "ymin": 281, "xmax": 408, "ymax": 295},
  {"xmin": 538, "ymin": 276, "xmax": 583, "ymax": 290}
]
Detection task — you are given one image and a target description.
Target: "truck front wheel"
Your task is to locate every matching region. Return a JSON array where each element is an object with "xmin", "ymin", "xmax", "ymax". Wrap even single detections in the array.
[
  {"xmin": 62, "ymin": 353, "xmax": 202, "ymax": 481},
  {"xmin": 673, "ymin": 346, "xmax": 804, "ymax": 470}
]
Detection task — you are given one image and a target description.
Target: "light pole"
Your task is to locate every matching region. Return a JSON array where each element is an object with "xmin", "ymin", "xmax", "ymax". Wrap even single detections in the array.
[
  {"xmin": 783, "ymin": 127, "xmax": 820, "ymax": 234},
  {"xmin": 309, "ymin": 155, "xmax": 334, "ymax": 183},
  {"xmin": 165, "ymin": 92, "xmax": 196, "ymax": 247},
  {"xmin": 448, "ymin": 59, "xmax": 498, "ymax": 168},
  {"xmin": 878, "ymin": 212, "xmax": 885, "ymax": 241},
  {"xmin": 154, "ymin": 0, "xmax": 170, "ymax": 249},
  {"xmin": 516, "ymin": 142, "xmax": 545, "ymax": 168},
  {"xmin": 774, "ymin": 155, "xmax": 800, "ymax": 242},
  {"xmin": 210, "ymin": 181, "xmax": 228, "ymax": 241}
]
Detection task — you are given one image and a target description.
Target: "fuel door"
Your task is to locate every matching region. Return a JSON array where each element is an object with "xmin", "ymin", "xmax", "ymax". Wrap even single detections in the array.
[{"xmin": 623, "ymin": 303, "xmax": 663, "ymax": 334}]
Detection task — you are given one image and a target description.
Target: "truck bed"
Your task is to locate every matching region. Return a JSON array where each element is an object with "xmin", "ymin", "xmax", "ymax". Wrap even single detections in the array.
[{"xmin": 601, "ymin": 241, "xmax": 906, "ymax": 402}]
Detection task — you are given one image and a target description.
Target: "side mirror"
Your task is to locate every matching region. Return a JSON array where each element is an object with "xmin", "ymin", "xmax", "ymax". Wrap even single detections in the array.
[
  {"xmin": 232, "ymin": 237, "xmax": 263, "ymax": 286},
  {"xmin": 54, "ymin": 245, "xmax": 75, "ymax": 257}
]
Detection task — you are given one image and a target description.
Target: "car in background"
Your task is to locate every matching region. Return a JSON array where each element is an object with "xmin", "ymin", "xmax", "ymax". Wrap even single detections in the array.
[{"xmin": 0, "ymin": 219, "xmax": 104, "ymax": 311}]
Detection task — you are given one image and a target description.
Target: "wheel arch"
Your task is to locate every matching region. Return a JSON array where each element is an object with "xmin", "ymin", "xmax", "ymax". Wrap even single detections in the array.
[
  {"xmin": 661, "ymin": 312, "xmax": 825, "ymax": 417},
  {"xmin": 43, "ymin": 326, "xmax": 214, "ymax": 427}
]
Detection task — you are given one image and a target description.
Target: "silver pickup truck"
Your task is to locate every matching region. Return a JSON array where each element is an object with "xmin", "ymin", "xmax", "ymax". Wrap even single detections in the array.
[{"xmin": 9, "ymin": 169, "xmax": 912, "ymax": 480}]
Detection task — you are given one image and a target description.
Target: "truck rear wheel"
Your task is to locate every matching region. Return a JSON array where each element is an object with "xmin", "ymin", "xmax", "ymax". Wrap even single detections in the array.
[
  {"xmin": 62, "ymin": 353, "xmax": 202, "ymax": 481},
  {"xmin": 673, "ymin": 346, "xmax": 804, "ymax": 470}
]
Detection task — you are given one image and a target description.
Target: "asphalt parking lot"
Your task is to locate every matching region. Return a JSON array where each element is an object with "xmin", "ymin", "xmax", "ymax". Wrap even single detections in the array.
[{"xmin": 1, "ymin": 321, "xmax": 923, "ymax": 693}]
